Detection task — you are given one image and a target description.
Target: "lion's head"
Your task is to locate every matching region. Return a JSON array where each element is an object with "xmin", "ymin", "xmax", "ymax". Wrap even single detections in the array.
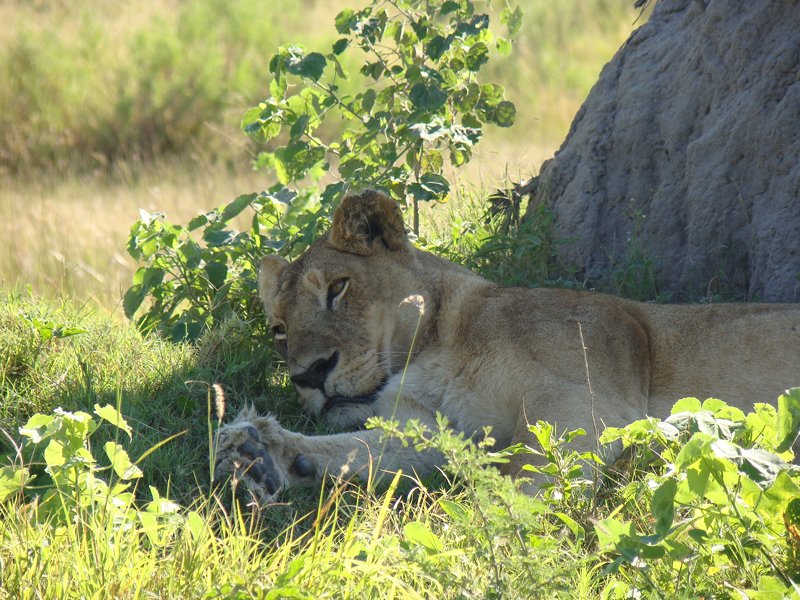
[{"xmin": 258, "ymin": 191, "xmax": 435, "ymax": 428}]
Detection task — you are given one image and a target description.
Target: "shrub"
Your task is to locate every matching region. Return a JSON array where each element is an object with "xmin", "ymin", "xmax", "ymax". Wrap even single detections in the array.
[
  {"xmin": 125, "ymin": 0, "xmax": 521, "ymax": 340},
  {"xmin": 596, "ymin": 389, "xmax": 800, "ymax": 596}
]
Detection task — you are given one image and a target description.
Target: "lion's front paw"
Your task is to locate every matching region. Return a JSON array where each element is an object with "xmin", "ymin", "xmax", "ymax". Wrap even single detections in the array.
[{"xmin": 213, "ymin": 410, "xmax": 315, "ymax": 504}]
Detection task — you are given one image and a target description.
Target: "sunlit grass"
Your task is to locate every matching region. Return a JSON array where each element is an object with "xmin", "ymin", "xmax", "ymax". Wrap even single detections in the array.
[{"xmin": 0, "ymin": 291, "xmax": 579, "ymax": 597}]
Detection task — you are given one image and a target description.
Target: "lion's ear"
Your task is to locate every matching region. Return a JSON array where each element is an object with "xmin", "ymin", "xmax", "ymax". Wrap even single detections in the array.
[
  {"xmin": 258, "ymin": 255, "xmax": 289, "ymax": 314},
  {"xmin": 329, "ymin": 190, "xmax": 408, "ymax": 255}
]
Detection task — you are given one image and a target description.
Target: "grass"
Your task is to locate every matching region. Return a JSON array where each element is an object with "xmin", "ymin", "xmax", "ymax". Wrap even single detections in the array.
[
  {"xmin": 0, "ymin": 158, "xmax": 268, "ymax": 309},
  {"xmin": 2, "ymin": 291, "xmax": 798, "ymax": 597},
  {"xmin": 0, "ymin": 290, "xmax": 574, "ymax": 597}
]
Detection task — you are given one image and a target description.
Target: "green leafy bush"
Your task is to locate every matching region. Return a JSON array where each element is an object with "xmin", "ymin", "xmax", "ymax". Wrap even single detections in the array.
[
  {"xmin": 2, "ymin": 405, "xmax": 166, "ymax": 526},
  {"xmin": 371, "ymin": 390, "xmax": 800, "ymax": 597},
  {"xmin": 124, "ymin": 188, "xmax": 323, "ymax": 340},
  {"xmin": 244, "ymin": 0, "xmax": 521, "ymax": 230},
  {"xmin": 597, "ymin": 389, "xmax": 800, "ymax": 597},
  {"xmin": 126, "ymin": 0, "xmax": 521, "ymax": 340}
]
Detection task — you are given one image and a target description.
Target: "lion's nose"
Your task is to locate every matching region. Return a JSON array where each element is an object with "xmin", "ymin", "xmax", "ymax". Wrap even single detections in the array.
[{"xmin": 290, "ymin": 351, "xmax": 339, "ymax": 390}]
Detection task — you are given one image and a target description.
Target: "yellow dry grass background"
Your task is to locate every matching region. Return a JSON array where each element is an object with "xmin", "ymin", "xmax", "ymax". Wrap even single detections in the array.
[
  {"xmin": 0, "ymin": 160, "xmax": 268, "ymax": 310},
  {"xmin": 0, "ymin": 0, "xmax": 645, "ymax": 312}
]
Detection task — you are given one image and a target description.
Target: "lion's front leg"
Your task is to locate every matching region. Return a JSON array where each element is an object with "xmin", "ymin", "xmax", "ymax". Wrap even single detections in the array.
[{"xmin": 214, "ymin": 406, "xmax": 440, "ymax": 504}]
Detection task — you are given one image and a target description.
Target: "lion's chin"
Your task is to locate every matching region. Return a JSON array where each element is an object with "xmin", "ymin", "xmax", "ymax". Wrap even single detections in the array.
[
  {"xmin": 295, "ymin": 381, "xmax": 386, "ymax": 427},
  {"xmin": 321, "ymin": 386, "xmax": 384, "ymax": 415},
  {"xmin": 309, "ymin": 380, "xmax": 385, "ymax": 427}
]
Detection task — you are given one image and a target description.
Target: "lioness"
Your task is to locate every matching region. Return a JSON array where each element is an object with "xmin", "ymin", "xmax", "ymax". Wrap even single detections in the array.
[{"xmin": 215, "ymin": 190, "xmax": 800, "ymax": 502}]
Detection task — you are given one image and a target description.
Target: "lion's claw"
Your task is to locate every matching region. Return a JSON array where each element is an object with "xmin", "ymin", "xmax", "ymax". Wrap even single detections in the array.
[{"xmin": 235, "ymin": 440, "xmax": 280, "ymax": 496}]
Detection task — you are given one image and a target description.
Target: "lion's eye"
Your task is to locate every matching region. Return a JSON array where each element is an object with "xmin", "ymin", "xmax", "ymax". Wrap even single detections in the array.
[
  {"xmin": 327, "ymin": 278, "xmax": 349, "ymax": 308},
  {"xmin": 272, "ymin": 322, "xmax": 287, "ymax": 341}
]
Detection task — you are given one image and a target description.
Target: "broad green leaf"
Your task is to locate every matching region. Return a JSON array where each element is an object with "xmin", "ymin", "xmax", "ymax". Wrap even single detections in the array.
[
  {"xmin": 54, "ymin": 408, "xmax": 96, "ymax": 438},
  {"xmin": 438, "ymin": 498, "xmax": 470, "ymax": 521},
  {"xmin": 671, "ymin": 397, "xmax": 702, "ymax": 414},
  {"xmin": 289, "ymin": 115, "xmax": 310, "ymax": 140},
  {"xmin": 761, "ymin": 470, "xmax": 800, "ymax": 514},
  {"xmin": 440, "ymin": 1, "xmax": 460, "ymax": 15},
  {"xmin": 408, "ymin": 173, "xmax": 450, "ymax": 201},
  {"xmin": 739, "ymin": 448, "xmax": 788, "ymax": 485},
  {"xmin": 123, "ymin": 286, "xmax": 146, "ymax": 319},
  {"xmin": 675, "ymin": 433, "xmax": 711, "ymax": 469},
  {"xmin": 220, "ymin": 193, "xmax": 257, "ymax": 222},
  {"xmin": 178, "ymin": 239, "xmax": 202, "ymax": 269},
  {"xmin": 44, "ymin": 439, "xmax": 66, "ymax": 468},
  {"xmin": 493, "ymin": 100, "xmax": 516, "ymax": 127},
  {"xmin": 409, "ymin": 83, "xmax": 448, "ymax": 110},
  {"xmin": 496, "ymin": 37, "xmax": 512, "ymax": 56},
  {"xmin": 455, "ymin": 14, "xmax": 489, "ymax": 37},
  {"xmin": 651, "ymin": 479, "xmax": 677, "ymax": 536},
  {"xmin": 465, "ymin": 42, "xmax": 489, "ymax": 71},
  {"xmin": 563, "ymin": 428, "xmax": 587, "ymax": 444},
  {"xmin": 203, "ymin": 227, "xmax": 238, "ymax": 247},
  {"xmin": 51, "ymin": 325, "xmax": 88, "ymax": 339},
  {"xmin": 409, "ymin": 122, "xmax": 445, "ymax": 142},
  {"xmin": 286, "ymin": 51, "xmax": 327, "ymax": 81},
  {"xmin": 0, "ymin": 466, "xmax": 28, "ymax": 502},
  {"xmin": 240, "ymin": 106, "xmax": 263, "ymax": 132},
  {"xmin": 746, "ymin": 403, "xmax": 778, "ymax": 450},
  {"xmin": 137, "ymin": 208, "xmax": 164, "ymax": 227},
  {"xmin": 404, "ymin": 521, "xmax": 443, "ymax": 553},
  {"xmin": 19, "ymin": 413, "xmax": 55, "ymax": 443},
  {"xmin": 274, "ymin": 557, "xmax": 306, "ymax": 587},
  {"xmin": 334, "ymin": 8, "xmax": 356, "ymax": 34},
  {"xmin": 701, "ymin": 397, "xmax": 744, "ymax": 420},
  {"xmin": 777, "ymin": 388, "xmax": 800, "ymax": 452},
  {"xmin": 691, "ymin": 412, "xmax": 739, "ymax": 440},
  {"xmin": 105, "ymin": 442, "xmax": 143, "ymax": 480},
  {"xmin": 594, "ymin": 517, "xmax": 634, "ymax": 551},
  {"xmin": 170, "ymin": 319, "xmax": 205, "ymax": 343},
  {"xmin": 125, "ymin": 267, "xmax": 165, "ymax": 318},
  {"xmin": 425, "ymin": 35, "xmax": 450, "ymax": 60},
  {"xmin": 94, "ymin": 404, "xmax": 133, "ymax": 439},
  {"xmin": 205, "ymin": 261, "xmax": 228, "ymax": 289},
  {"xmin": 185, "ymin": 510, "xmax": 207, "ymax": 542},
  {"xmin": 501, "ymin": 5, "xmax": 523, "ymax": 38},
  {"xmin": 25, "ymin": 317, "xmax": 85, "ymax": 341},
  {"xmin": 598, "ymin": 426, "xmax": 624, "ymax": 444},
  {"xmin": 359, "ymin": 89, "xmax": 376, "ymax": 114},
  {"xmin": 682, "ymin": 464, "xmax": 710, "ymax": 499},
  {"xmin": 747, "ymin": 575, "xmax": 789, "ymax": 599},
  {"xmin": 785, "ymin": 497, "xmax": 800, "ymax": 539},
  {"xmin": 479, "ymin": 83, "xmax": 504, "ymax": 105},
  {"xmin": 710, "ymin": 439, "xmax": 741, "ymax": 462},
  {"xmin": 554, "ymin": 511, "xmax": 585, "ymax": 539},
  {"xmin": 332, "ymin": 37, "xmax": 349, "ymax": 55},
  {"xmin": 638, "ymin": 544, "xmax": 666, "ymax": 559}
]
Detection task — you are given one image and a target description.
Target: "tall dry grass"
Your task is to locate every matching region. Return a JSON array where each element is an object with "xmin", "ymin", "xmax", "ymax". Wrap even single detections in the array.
[{"xmin": 0, "ymin": 159, "xmax": 268, "ymax": 310}]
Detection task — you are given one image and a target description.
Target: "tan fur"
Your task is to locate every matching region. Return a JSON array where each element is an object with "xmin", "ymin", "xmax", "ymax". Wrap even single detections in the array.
[{"xmin": 215, "ymin": 190, "xmax": 800, "ymax": 502}]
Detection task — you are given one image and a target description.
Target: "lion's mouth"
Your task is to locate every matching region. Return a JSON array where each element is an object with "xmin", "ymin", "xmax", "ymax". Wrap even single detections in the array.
[{"xmin": 321, "ymin": 380, "xmax": 387, "ymax": 415}]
